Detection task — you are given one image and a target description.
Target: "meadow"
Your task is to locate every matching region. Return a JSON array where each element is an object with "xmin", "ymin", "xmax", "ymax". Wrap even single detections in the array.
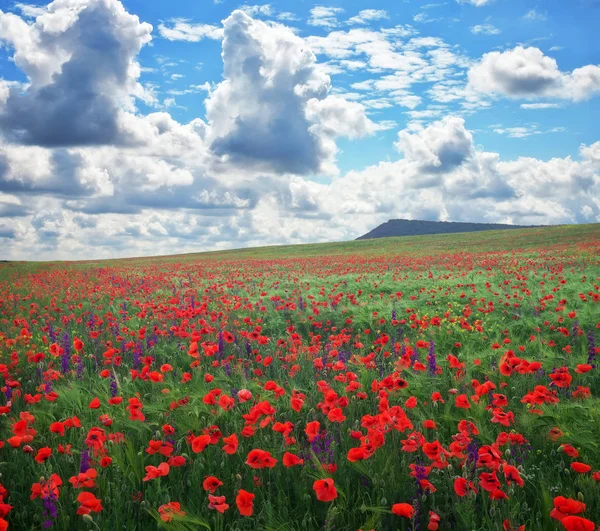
[{"xmin": 1, "ymin": 224, "xmax": 600, "ymax": 530}]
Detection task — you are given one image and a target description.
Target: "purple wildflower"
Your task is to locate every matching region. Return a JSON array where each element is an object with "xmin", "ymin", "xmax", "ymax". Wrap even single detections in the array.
[
  {"xmin": 80, "ymin": 447, "xmax": 91, "ymax": 473},
  {"xmin": 587, "ymin": 330, "xmax": 596, "ymax": 367},
  {"xmin": 427, "ymin": 338, "xmax": 437, "ymax": 376},
  {"xmin": 61, "ymin": 332, "xmax": 71, "ymax": 374}
]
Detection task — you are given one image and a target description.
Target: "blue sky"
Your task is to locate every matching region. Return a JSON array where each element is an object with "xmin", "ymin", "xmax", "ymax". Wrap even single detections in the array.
[
  {"xmin": 0, "ymin": 0, "xmax": 599, "ymax": 259},
  {"xmin": 131, "ymin": 0, "xmax": 599, "ymax": 162}
]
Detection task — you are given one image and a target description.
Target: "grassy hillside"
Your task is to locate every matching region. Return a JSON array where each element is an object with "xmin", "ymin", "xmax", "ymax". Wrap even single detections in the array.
[{"xmin": 3, "ymin": 223, "xmax": 598, "ymax": 270}]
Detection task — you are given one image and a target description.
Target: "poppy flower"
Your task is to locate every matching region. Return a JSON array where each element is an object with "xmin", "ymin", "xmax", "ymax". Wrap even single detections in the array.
[
  {"xmin": 76, "ymin": 492, "xmax": 103, "ymax": 515},
  {"xmin": 392, "ymin": 503, "xmax": 414, "ymax": 518},
  {"xmin": 222, "ymin": 434, "xmax": 238, "ymax": 454},
  {"xmin": 571, "ymin": 462, "xmax": 591, "ymax": 474},
  {"xmin": 49, "ymin": 421, "xmax": 65, "ymax": 437},
  {"xmin": 202, "ymin": 476, "xmax": 223, "ymax": 493},
  {"xmin": 313, "ymin": 478, "xmax": 338, "ymax": 502},
  {"xmin": 561, "ymin": 445, "xmax": 579, "ymax": 458},
  {"xmin": 158, "ymin": 502, "xmax": 185, "ymax": 523},
  {"xmin": 551, "ymin": 496, "xmax": 586, "ymax": 521},
  {"xmin": 428, "ymin": 511, "xmax": 441, "ymax": 531},
  {"xmin": 282, "ymin": 452, "xmax": 304, "ymax": 467},
  {"xmin": 34, "ymin": 447, "xmax": 52, "ymax": 463},
  {"xmin": 245, "ymin": 449, "xmax": 277, "ymax": 469},
  {"xmin": 305, "ymin": 421, "xmax": 320, "ymax": 442},
  {"xmin": 69, "ymin": 469, "xmax": 97, "ymax": 489},
  {"xmin": 454, "ymin": 477, "xmax": 476, "ymax": 497},
  {"xmin": 561, "ymin": 516, "xmax": 596, "ymax": 531},
  {"xmin": 208, "ymin": 495, "xmax": 229, "ymax": 513},
  {"xmin": 327, "ymin": 408, "xmax": 346, "ymax": 423},
  {"xmin": 235, "ymin": 489, "xmax": 254, "ymax": 517},
  {"xmin": 143, "ymin": 462, "xmax": 170, "ymax": 482},
  {"xmin": 455, "ymin": 394, "xmax": 471, "ymax": 409},
  {"xmin": 88, "ymin": 397, "xmax": 101, "ymax": 409},
  {"xmin": 191, "ymin": 435, "xmax": 211, "ymax": 453}
]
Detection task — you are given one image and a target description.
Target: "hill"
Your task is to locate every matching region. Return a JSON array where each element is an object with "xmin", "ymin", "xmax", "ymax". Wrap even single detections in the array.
[{"xmin": 357, "ymin": 219, "xmax": 541, "ymax": 240}]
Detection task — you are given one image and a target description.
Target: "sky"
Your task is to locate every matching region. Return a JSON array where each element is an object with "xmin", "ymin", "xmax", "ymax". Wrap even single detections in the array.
[{"xmin": 0, "ymin": 0, "xmax": 599, "ymax": 260}]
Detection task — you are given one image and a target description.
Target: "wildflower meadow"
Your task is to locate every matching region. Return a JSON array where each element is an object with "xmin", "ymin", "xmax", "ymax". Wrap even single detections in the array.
[{"xmin": 1, "ymin": 224, "xmax": 600, "ymax": 531}]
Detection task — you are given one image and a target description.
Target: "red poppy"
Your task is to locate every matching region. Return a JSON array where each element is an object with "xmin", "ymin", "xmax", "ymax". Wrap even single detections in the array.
[
  {"xmin": 571, "ymin": 462, "xmax": 591, "ymax": 474},
  {"xmin": 222, "ymin": 434, "xmax": 238, "ymax": 454},
  {"xmin": 202, "ymin": 476, "xmax": 223, "ymax": 493},
  {"xmin": 34, "ymin": 447, "xmax": 52, "ymax": 463},
  {"xmin": 455, "ymin": 394, "xmax": 470, "ymax": 409},
  {"xmin": 76, "ymin": 492, "xmax": 103, "ymax": 515},
  {"xmin": 208, "ymin": 495, "xmax": 229, "ymax": 513},
  {"xmin": 561, "ymin": 516, "xmax": 595, "ymax": 531},
  {"xmin": 191, "ymin": 435, "xmax": 211, "ymax": 453},
  {"xmin": 158, "ymin": 502, "xmax": 185, "ymax": 523},
  {"xmin": 392, "ymin": 503, "xmax": 414, "ymax": 518},
  {"xmin": 305, "ymin": 421, "xmax": 320, "ymax": 442},
  {"xmin": 282, "ymin": 452, "xmax": 304, "ymax": 467},
  {"xmin": 245, "ymin": 449, "xmax": 277, "ymax": 469},
  {"xmin": 143, "ymin": 463, "xmax": 170, "ymax": 482},
  {"xmin": 236, "ymin": 490, "xmax": 254, "ymax": 517},
  {"xmin": 313, "ymin": 478, "xmax": 338, "ymax": 502}
]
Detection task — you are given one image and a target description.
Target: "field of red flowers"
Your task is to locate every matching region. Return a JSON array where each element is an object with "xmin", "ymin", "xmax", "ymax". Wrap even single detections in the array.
[{"xmin": 1, "ymin": 225, "xmax": 600, "ymax": 530}]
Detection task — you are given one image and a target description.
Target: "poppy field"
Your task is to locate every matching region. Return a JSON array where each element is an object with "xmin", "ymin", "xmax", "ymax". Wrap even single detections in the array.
[{"xmin": 1, "ymin": 224, "xmax": 600, "ymax": 531}]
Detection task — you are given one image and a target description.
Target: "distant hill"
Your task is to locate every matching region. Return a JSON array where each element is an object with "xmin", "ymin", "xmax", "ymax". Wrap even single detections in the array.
[{"xmin": 357, "ymin": 219, "xmax": 542, "ymax": 240}]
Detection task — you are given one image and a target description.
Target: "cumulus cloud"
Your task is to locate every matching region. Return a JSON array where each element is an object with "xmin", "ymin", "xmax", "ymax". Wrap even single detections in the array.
[
  {"xmin": 468, "ymin": 46, "xmax": 600, "ymax": 101},
  {"xmin": 205, "ymin": 11, "xmax": 375, "ymax": 175},
  {"xmin": 395, "ymin": 116, "xmax": 474, "ymax": 171},
  {"xmin": 0, "ymin": 0, "xmax": 153, "ymax": 146}
]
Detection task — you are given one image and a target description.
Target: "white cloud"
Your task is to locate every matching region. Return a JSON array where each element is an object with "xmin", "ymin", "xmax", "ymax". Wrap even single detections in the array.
[
  {"xmin": 468, "ymin": 46, "xmax": 600, "ymax": 101},
  {"xmin": 277, "ymin": 12, "xmax": 299, "ymax": 22},
  {"xmin": 158, "ymin": 19, "xmax": 223, "ymax": 41},
  {"xmin": 456, "ymin": 0, "xmax": 493, "ymax": 6},
  {"xmin": 470, "ymin": 23, "xmax": 500, "ymax": 35},
  {"xmin": 414, "ymin": 12, "xmax": 442, "ymax": 24},
  {"xmin": 308, "ymin": 6, "xmax": 344, "ymax": 28},
  {"xmin": 239, "ymin": 5, "xmax": 273, "ymax": 17},
  {"xmin": 520, "ymin": 102, "xmax": 561, "ymax": 109},
  {"xmin": 395, "ymin": 116, "xmax": 474, "ymax": 170},
  {"xmin": 348, "ymin": 9, "xmax": 388, "ymax": 25},
  {"xmin": 14, "ymin": 3, "xmax": 47, "ymax": 18},
  {"xmin": 0, "ymin": 0, "xmax": 153, "ymax": 146},
  {"xmin": 523, "ymin": 9, "xmax": 547, "ymax": 21},
  {"xmin": 205, "ymin": 10, "xmax": 374, "ymax": 175}
]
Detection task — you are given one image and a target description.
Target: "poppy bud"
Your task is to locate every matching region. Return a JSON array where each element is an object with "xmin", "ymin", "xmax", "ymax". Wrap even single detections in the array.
[
  {"xmin": 380, "ymin": 497, "xmax": 387, "ymax": 505},
  {"xmin": 578, "ymin": 492, "xmax": 585, "ymax": 502},
  {"xmin": 236, "ymin": 474, "xmax": 242, "ymax": 481},
  {"xmin": 82, "ymin": 514, "xmax": 94, "ymax": 524},
  {"xmin": 505, "ymin": 449, "xmax": 511, "ymax": 456}
]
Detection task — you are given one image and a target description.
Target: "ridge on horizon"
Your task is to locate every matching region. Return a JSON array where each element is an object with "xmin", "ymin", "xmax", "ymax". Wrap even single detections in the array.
[{"xmin": 356, "ymin": 219, "xmax": 546, "ymax": 240}]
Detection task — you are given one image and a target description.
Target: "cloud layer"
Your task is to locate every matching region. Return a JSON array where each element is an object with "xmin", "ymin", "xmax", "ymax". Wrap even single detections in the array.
[{"xmin": 0, "ymin": 0, "xmax": 599, "ymax": 260}]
